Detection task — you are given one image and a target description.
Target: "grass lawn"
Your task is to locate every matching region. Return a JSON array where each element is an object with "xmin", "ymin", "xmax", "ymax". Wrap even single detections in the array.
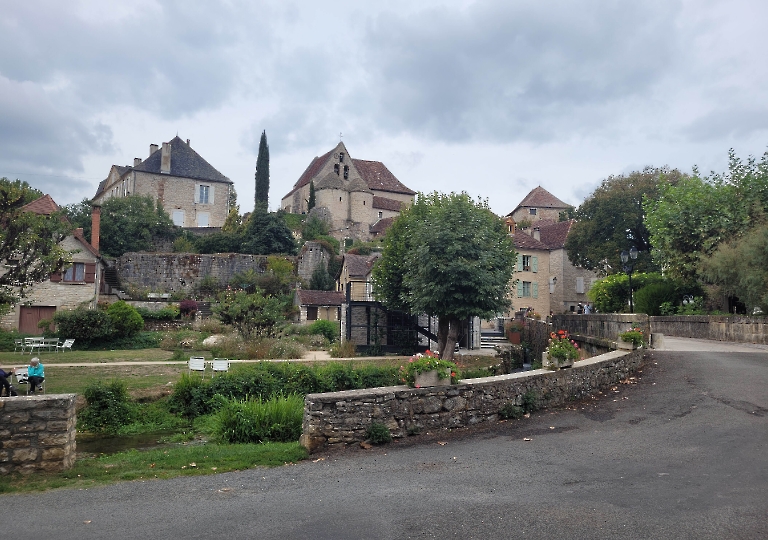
[{"xmin": 0, "ymin": 441, "xmax": 308, "ymax": 493}]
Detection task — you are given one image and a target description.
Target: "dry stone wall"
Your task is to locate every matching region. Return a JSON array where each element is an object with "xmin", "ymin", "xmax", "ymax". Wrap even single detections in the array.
[
  {"xmin": 115, "ymin": 252, "xmax": 276, "ymax": 293},
  {"xmin": 0, "ymin": 394, "xmax": 77, "ymax": 474},
  {"xmin": 301, "ymin": 349, "xmax": 643, "ymax": 453}
]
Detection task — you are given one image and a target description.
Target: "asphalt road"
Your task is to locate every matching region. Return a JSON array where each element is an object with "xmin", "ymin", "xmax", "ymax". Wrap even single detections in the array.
[{"xmin": 2, "ymin": 337, "xmax": 766, "ymax": 539}]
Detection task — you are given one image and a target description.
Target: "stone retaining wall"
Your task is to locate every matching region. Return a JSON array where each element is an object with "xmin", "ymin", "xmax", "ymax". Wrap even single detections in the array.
[
  {"xmin": 649, "ymin": 315, "xmax": 768, "ymax": 344},
  {"xmin": 0, "ymin": 394, "xmax": 77, "ymax": 475},
  {"xmin": 301, "ymin": 349, "xmax": 643, "ymax": 453}
]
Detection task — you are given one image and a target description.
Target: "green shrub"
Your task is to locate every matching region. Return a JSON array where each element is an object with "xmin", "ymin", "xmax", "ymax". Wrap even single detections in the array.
[
  {"xmin": 105, "ymin": 331, "xmax": 163, "ymax": 350},
  {"xmin": 214, "ymin": 394, "xmax": 304, "ymax": 443},
  {"xmin": 79, "ymin": 380, "xmax": 135, "ymax": 434},
  {"xmin": 521, "ymin": 391, "xmax": 538, "ymax": 413},
  {"xmin": 634, "ymin": 282, "xmax": 677, "ymax": 316},
  {"xmin": 365, "ymin": 422, "xmax": 392, "ymax": 444},
  {"xmin": 135, "ymin": 305, "xmax": 180, "ymax": 320},
  {"xmin": 499, "ymin": 403, "xmax": 524, "ymax": 419},
  {"xmin": 107, "ymin": 301, "xmax": 144, "ymax": 338},
  {"xmin": 320, "ymin": 362, "xmax": 360, "ymax": 391},
  {"xmin": 308, "ymin": 319, "xmax": 339, "ymax": 343},
  {"xmin": 329, "ymin": 340, "xmax": 357, "ymax": 358},
  {"xmin": 53, "ymin": 308, "xmax": 113, "ymax": 346}
]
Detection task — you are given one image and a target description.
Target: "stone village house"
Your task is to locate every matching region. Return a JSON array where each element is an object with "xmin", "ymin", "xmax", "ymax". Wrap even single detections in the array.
[
  {"xmin": 0, "ymin": 195, "xmax": 106, "ymax": 333},
  {"xmin": 92, "ymin": 136, "xmax": 233, "ymax": 229},
  {"xmin": 281, "ymin": 142, "xmax": 415, "ymax": 242}
]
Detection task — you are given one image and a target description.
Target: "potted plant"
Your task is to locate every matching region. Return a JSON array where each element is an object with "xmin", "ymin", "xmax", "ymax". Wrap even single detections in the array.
[
  {"xmin": 400, "ymin": 350, "xmax": 458, "ymax": 388},
  {"xmin": 506, "ymin": 320, "xmax": 524, "ymax": 344},
  {"xmin": 545, "ymin": 329, "xmax": 580, "ymax": 369},
  {"xmin": 618, "ymin": 327, "xmax": 644, "ymax": 350}
]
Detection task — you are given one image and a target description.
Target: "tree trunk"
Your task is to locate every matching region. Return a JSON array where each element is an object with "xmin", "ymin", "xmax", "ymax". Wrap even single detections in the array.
[
  {"xmin": 441, "ymin": 317, "xmax": 460, "ymax": 361},
  {"xmin": 437, "ymin": 316, "xmax": 449, "ymax": 357}
]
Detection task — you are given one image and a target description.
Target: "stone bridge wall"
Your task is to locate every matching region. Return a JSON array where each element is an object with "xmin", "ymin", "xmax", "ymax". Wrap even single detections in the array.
[
  {"xmin": 0, "ymin": 394, "xmax": 77, "ymax": 475},
  {"xmin": 301, "ymin": 349, "xmax": 643, "ymax": 453}
]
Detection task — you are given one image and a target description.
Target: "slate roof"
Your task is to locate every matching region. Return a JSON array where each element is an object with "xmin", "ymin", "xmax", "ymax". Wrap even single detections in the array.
[
  {"xmin": 132, "ymin": 136, "xmax": 231, "ymax": 184},
  {"xmin": 314, "ymin": 172, "xmax": 346, "ymax": 190},
  {"xmin": 507, "ymin": 186, "xmax": 571, "ymax": 216},
  {"xmin": 296, "ymin": 289, "xmax": 344, "ymax": 306},
  {"xmin": 344, "ymin": 253, "xmax": 380, "ymax": 278},
  {"xmin": 372, "ymin": 196, "xmax": 402, "ymax": 211},
  {"xmin": 21, "ymin": 194, "xmax": 60, "ymax": 215}
]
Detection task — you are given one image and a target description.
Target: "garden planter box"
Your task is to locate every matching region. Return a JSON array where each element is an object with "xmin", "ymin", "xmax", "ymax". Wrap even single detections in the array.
[
  {"xmin": 617, "ymin": 340, "xmax": 637, "ymax": 350},
  {"xmin": 414, "ymin": 369, "xmax": 452, "ymax": 387},
  {"xmin": 507, "ymin": 331, "xmax": 522, "ymax": 345}
]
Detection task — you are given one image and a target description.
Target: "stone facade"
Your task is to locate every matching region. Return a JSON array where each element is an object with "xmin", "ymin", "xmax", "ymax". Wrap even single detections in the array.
[
  {"xmin": 301, "ymin": 349, "xmax": 643, "ymax": 453},
  {"xmin": 0, "ymin": 394, "xmax": 77, "ymax": 474},
  {"xmin": 93, "ymin": 137, "xmax": 233, "ymax": 228},
  {"xmin": 114, "ymin": 252, "xmax": 278, "ymax": 294}
]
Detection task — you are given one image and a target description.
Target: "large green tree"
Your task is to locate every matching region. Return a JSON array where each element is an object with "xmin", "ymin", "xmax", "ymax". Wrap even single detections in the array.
[
  {"xmin": 254, "ymin": 130, "xmax": 270, "ymax": 211},
  {"xmin": 372, "ymin": 192, "xmax": 516, "ymax": 360},
  {"xmin": 97, "ymin": 195, "xmax": 177, "ymax": 257},
  {"xmin": 213, "ymin": 289, "xmax": 285, "ymax": 339},
  {"xmin": 565, "ymin": 167, "xmax": 685, "ymax": 275},
  {"xmin": 0, "ymin": 178, "xmax": 72, "ymax": 307},
  {"xmin": 644, "ymin": 149, "xmax": 768, "ymax": 281}
]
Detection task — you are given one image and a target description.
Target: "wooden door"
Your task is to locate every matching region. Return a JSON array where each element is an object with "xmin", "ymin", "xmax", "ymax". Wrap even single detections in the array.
[{"xmin": 19, "ymin": 306, "xmax": 56, "ymax": 334}]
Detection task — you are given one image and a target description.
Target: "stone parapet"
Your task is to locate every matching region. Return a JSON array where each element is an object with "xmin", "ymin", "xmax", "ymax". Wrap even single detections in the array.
[
  {"xmin": 301, "ymin": 349, "xmax": 643, "ymax": 453},
  {"xmin": 0, "ymin": 394, "xmax": 77, "ymax": 475}
]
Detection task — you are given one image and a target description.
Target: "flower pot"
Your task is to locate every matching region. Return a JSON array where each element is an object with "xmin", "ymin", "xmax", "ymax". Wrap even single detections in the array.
[
  {"xmin": 507, "ymin": 330, "xmax": 522, "ymax": 345},
  {"xmin": 414, "ymin": 369, "xmax": 452, "ymax": 387},
  {"xmin": 545, "ymin": 353, "xmax": 573, "ymax": 369},
  {"xmin": 617, "ymin": 340, "xmax": 637, "ymax": 350}
]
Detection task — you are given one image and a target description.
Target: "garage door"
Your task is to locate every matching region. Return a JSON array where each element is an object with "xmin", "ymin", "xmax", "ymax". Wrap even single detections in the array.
[{"xmin": 19, "ymin": 306, "xmax": 56, "ymax": 334}]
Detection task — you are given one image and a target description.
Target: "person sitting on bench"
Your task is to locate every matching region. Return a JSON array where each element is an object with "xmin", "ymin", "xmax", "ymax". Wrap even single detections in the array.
[
  {"xmin": 27, "ymin": 358, "xmax": 45, "ymax": 393},
  {"xmin": 0, "ymin": 366, "xmax": 14, "ymax": 397}
]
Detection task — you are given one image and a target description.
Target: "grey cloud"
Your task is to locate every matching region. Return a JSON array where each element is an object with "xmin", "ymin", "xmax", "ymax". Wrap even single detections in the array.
[
  {"xmin": 359, "ymin": 0, "xmax": 680, "ymax": 143},
  {"xmin": 683, "ymin": 107, "xmax": 768, "ymax": 142}
]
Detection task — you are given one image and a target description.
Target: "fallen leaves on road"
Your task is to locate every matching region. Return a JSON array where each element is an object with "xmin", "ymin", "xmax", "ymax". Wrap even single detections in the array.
[{"xmin": 360, "ymin": 441, "xmax": 372, "ymax": 450}]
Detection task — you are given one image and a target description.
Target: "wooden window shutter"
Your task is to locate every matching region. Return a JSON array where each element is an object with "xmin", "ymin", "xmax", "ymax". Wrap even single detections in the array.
[
  {"xmin": 84, "ymin": 263, "xmax": 97, "ymax": 283},
  {"xmin": 516, "ymin": 254, "xmax": 523, "ymax": 272},
  {"xmin": 209, "ymin": 185, "xmax": 215, "ymax": 205},
  {"xmin": 532, "ymin": 256, "xmax": 538, "ymax": 273},
  {"xmin": 533, "ymin": 282, "xmax": 539, "ymax": 298},
  {"xmin": 516, "ymin": 281, "xmax": 523, "ymax": 298}
]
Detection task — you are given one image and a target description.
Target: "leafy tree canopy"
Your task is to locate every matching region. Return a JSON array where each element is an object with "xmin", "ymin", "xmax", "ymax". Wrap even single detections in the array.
[
  {"xmin": 96, "ymin": 195, "xmax": 177, "ymax": 257},
  {"xmin": 565, "ymin": 167, "xmax": 686, "ymax": 275},
  {"xmin": 0, "ymin": 178, "xmax": 72, "ymax": 307},
  {"xmin": 644, "ymin": 149, "xmax": 768, "ymax": 281},
  {"xmin": 372, "ymin": 192, "xmax": 516, "ymax": 359},
  {"xmin": 213, "ymin": 289, "xmax": 285, "ymax": 340}
]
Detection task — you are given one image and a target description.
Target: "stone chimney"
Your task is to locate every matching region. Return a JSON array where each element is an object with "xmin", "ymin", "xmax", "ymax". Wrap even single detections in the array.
[
  {"xmin": 186, "ymin": 139, "xmax": 190, "ymax": 146},
  {"xmin": 91, "ymin": 205, "xmax": 101, "ymax": 252},
  {"xmin": 133, "ymin": 157, "xmax": 141, "ymax": 167},
  {"xmin": 150, "ymin": 143, "xmax": 159, "ymax": 156},
  {"xmin": 160, "ymin": 142, "xmax": 171, "ymax": 174},
  {"xmin": 533, "ymin": 227, "xmax": 540, "ymax": 241}
]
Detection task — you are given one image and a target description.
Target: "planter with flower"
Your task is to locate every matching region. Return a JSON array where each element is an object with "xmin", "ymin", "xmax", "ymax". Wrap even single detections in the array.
[
  {"xmin": 400, "ymin": 350, "xmax": 458, "ymax": 388},
  {"xmin": 505, "ymin": 320, "xmax": 524, "ymax": 344},
  {"xmin": 544, "ymin": 329, "xmax": 580, "ymax": 369},
  {"xmin": 618, "ymin": 327, "xmax": 644, "ymax": 350}
]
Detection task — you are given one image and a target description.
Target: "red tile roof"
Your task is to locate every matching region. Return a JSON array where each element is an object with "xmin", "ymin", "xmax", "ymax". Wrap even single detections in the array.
[
  {"xmin": 538, "ymin": 220, "xmax": 574, "ymax": 249},
  {"xmin": 296, "ymin": 289, "xmax": 344, "ymax": 306},
  {"xmin": 285, "ymin": 148, "xmax": 335, "ymax": 197},
  {"xmin": 21, "ymin": 194, "xmax": 60, "ymax": 215},
  {"xmin": 513, "ymin": 232, "xmax": 550, "ymax": 251},
  {"xmin": 372, "ymin": 196, "xmax": 403, "ymax": 211},
  {"xmin": 508, "ymin": 186, "xmax": 571, "ymax": 216},
  {"xmin": 353, "ymin": 159, "xmax": 415, "ymax": 195},
  {"xmin": 370, "ymin": 216, "xmax": 395, "ymax": 236}
]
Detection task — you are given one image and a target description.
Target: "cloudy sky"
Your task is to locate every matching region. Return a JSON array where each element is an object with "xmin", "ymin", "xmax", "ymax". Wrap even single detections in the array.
[{"xmin": 2, "ymin": 0, "xmax": 767, "ymax": 216}]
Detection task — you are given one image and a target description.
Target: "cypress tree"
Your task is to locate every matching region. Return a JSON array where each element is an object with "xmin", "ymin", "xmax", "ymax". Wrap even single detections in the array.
[
  {"xmin": 308, "ymin": 180, "xmax": 316, "ymax": 211},
  {"xmin": 254, "ymin": 130, "xmax": 269, "ymax": 211}
]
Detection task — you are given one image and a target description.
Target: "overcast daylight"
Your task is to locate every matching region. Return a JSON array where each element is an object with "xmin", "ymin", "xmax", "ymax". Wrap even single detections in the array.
[{"xmin": 1, "ymin": 0, "xmax": 767, "ymax": 216}]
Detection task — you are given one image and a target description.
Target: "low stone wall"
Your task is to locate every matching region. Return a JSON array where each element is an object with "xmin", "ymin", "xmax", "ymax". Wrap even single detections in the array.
[
  {"xmin": 0, "ymin": 394, "xmax": 77, "ymax": 475},
  {"xmin": 650, "ymin": 315, "xmax": 768, "ymax": 344},
  {"xmin": 301, "ymin": 349, "xmax": 643, "ymax": 453}
]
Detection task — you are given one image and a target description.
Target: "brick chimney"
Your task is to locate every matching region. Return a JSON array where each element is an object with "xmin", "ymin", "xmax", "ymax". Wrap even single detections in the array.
[
  {"xmin": 150, "ymin": 143, "xmax": 159, "ymax": 156},
  {"xmin": 161, "ymin": 142, "xmax": 171, "ymax": 174},
  {"xmin": 91, "ymin": 205, "xmax": 101, "ymax": 252}
]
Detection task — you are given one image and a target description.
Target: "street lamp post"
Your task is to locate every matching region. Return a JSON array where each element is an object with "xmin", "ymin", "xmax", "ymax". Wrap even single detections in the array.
[{"xmin": 620, "ymin": 246, "xmax": 639, "ymax": 313}]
